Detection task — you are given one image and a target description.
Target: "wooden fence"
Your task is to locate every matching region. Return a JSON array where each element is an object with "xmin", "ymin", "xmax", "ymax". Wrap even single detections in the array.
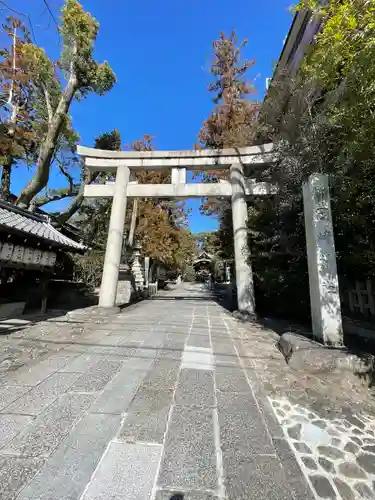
[{"xmin": 341, "ymin": 280, "xmax": 375, "ymax": 320}]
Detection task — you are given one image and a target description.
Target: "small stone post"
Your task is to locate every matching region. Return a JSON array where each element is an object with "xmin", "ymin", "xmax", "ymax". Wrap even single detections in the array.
[
  {"xmin": 303, "ymin": 174, "xmax": 343, "ymax": 345},
  {"xmin": 230, "ymin": 162, "xmax": 255, "ymax": 315},
  {"xmin": 99, "ymin": 166, "xmax": 130, "ymax": 308}
]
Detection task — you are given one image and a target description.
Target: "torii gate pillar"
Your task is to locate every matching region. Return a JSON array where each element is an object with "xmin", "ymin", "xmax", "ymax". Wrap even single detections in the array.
[
  {"xmin": 99, "ymin": 166, "xmax": 130, "ymax": 308},
  {"xmin": 230, "ymin": 163, "xmax": 255, "ymax": 315}
]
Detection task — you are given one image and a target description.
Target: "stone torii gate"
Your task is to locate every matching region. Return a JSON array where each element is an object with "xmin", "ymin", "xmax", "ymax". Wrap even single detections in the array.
[{"xmin": 78, "ymin": 143, "xmax": 343, "ymax": 346}]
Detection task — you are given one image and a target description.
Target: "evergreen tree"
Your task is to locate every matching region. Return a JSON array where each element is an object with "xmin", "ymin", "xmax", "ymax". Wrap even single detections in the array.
[{"xmin": 198, "ymin": 31, "xmax": 259, "ymax": 262}]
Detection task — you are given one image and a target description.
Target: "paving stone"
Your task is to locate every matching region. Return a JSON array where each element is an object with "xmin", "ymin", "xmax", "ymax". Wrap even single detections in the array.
[
  {"xmin": 0, "ymin": 385, "xmax": 32, "ymax": 411},
  {"xmin": 333, "ymin": 478, "xmax": 355, "ymax": 500},
  {"xmin": 346, "ymin": 414, "xmax": 365, "ymax": 429},
  {"xmin": 301, "ymin": 456, "xmax": 318, "ymax": 470},
  {"xmin": 344, "ymin": 442, "xmax": 359, "ymax": 454},
  {"xmin": 0, "ymin": 456, "xmax": 44, "ymax": 500},
  {"xmin": 317, "ymin": 445, "xmax": 344, "ymax": 460},
  {"xmin": 2, "ymin": 372, "xmax": 79, "ymax": 416},
  {"xmin": 363, "ymin": 437, "xmax": 375, "ymax": 444},
  {"xmin": 272, "ymin": 438, "xmax": 316, "ymax": 500},
  {"xmin": 287, "ymin": 423, "xmax": 302, "ymax": 440},
  {"xmin": 5, "ymin": 354, "xmax": 78, "ymax": 386},
  {"xmin": 133, "ymin": 347, "xmax": 158, "ymax": 360},
  {"xmin": 363, "ymin": 444, "xmax": 375, "ymax": 453},
  {"xmin": 16, "ymin": 412, "xmax": 121, "ymax": 500},
  {"xmin": 276, "ymin": 408, "xmax": 286, "ymax": 417},
  {"xmin": 356, "ymin": 453, "xmax": 375, "ymax": 474},
  {"xmin": 175, "ymin": 369, "xmax": 215, "ymax": 407},
  {"xmin": 318, "ymin": 457, "xmax": 334, "ymax": 473},
  {"xmin": 217, "ymin": 391, "xmax": 273, "ymax": 457},
  {"xmin": 352, "ymin": 428, "xmax": 365, "ymax": 435},
  {"xmin": 126, "ymin": 331, "xmax": 151, "ymax": 343},
  {"xmin": 181, "ymin": 347, "xmax": 214, "ymax": 371},
  {"xmin": 89, "ymin": 344, "xmax": 135, "ymax": 358},
  {"xmin": 80, "ymin": 442, "xmax": 161, "ymax": 500},
  {"xmin": 0, "ymin": 414, "xmax": 33, "ymax": 450},
  {"xmin": 59, "ymin": 353, "xmax": 104, "ymax": 373},
  {"xmin": 224, "ymin": 454, "xmax": 293, "ymax": 500},
  {"xmin": 253, "ymin": 391, "xmax": 285, "ymax": 439},
  {"xmin": 158, "ymin": 405, "xmax": 216, "ymax": 490},
  {"xmin": 215, "ymin": 366, "xmax": 250, "ymax": 393},
  {"xmin": 119, "ymin": 388, "xmax": 173, "ymax": 443},
  {"xmin": 339, "ymin": 462, "xmax": 367, "ymax": 479},
  {"xmin": 120, "ymin": 356, "xmax": 155, "ymax": 372},
  {"xmin": 68, "ymin": 359, "xmax": 122, "ymax": 392},
  {"xmin": 293, "ymin": 442, "xmax": 312, "ymax": 454},
  {"xmin": 144, "ymin": 334, "xmax": 168, "ymax": 350},
  {"xmin": 211, "ymin": 339, "xmax": 236, "ymax": 356},
  {"xmin": 312, "ymin": 419, "xmax": 327, "ymax": 429},
  {"xmin": 141, "ymin": 359, "xmax": 180, "ymax": 390},
  {"xmin": 186, "ymin": 334, "xmax": 211, "ymax": 349},
  {"xmin": 3, "ymin": 393, "xmax": 94, "ymax": 457},
  {"xmin": 351, "ymin": 436, "xmax": 363, "ymax": 445},
  {"xmin": 309, "ymin": 475, "xmax": 336, "ymax": 499},
  {"xmin": 89, "ymin": 366, "xmax": 146, "ymax": 414},
  {"xmin": 354, "ymin": 482, "xmax": 373, "ymax": 499}
]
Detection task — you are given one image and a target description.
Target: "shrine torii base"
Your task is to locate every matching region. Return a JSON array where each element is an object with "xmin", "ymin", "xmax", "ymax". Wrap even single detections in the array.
[{"xmin": 78, "ymin": 144, "xmax": 343, "ymax": 346}]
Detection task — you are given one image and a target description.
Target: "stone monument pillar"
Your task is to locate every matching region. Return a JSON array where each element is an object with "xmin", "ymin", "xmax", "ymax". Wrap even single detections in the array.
[
  {"xmin": 303, "ymin": 174, "xmax": 343, "ymax": 346},
  {"xmin": 99, "ymin": 166, "xmax": 130, "ymax": 308},
  {"xmin": 230, "ymin": 162, "xmax": 255, "ymax": 315}
]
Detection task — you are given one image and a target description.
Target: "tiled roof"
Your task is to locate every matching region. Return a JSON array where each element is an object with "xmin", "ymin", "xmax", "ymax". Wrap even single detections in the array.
[{"xmin": 0, "ymin": 200, "xmax": 85, "ymax": 251}]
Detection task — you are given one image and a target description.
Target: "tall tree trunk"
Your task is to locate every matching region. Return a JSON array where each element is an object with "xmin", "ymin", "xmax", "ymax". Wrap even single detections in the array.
[
  {"xmin": 16, "ymin": 75, "xmax": 78, "ymax": 209},
  {"xmin": 56, "ymin": 169, "xmax": 99, "ymax": 226},
  {"xmin": 127, "ymin": 199, "xmax": 138, "ymax": 247},
  {"xmin": 0, "ymin": 163, "xmax": 12, "ymax": 201},
  {"xmin": 57, "ymin": 183, "xmax": 85, "ymax": 226}
]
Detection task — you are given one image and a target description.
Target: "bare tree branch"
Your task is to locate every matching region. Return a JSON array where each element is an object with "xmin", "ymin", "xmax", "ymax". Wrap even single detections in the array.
[
  {"xmin": 34, "ymin": 183, "xmax": 80, "ymax": 207},
  {"xmin": 42, "ymin": 84, "xmax": 53, "ymax": 123},
  {"xmin": 56, "ymin": 168, "xmax": 100, "ymax": 225}
]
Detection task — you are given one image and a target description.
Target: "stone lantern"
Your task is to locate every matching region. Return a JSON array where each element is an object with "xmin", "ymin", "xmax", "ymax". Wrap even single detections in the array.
[{"xmin": 131, "ymin": 240, "xmax": 144, "ymax": 291}]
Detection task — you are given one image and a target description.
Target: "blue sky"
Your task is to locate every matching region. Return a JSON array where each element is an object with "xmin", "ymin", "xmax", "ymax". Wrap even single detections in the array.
[{"xmin": 3, "ymin": 0, "xmax": 293, "ymax": 233}]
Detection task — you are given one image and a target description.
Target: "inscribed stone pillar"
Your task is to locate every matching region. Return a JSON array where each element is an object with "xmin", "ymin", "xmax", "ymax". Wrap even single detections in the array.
[
  {"xmin": 99, "ymin": 166, "xmax": 130, "ymax": 308},
  {"xmin": 303, "ymin": 174, "xmax": 343, "ymax": 345},
  {"xmin": 230, "ymin": 162, "xmax": 255, "ymax": 315}
]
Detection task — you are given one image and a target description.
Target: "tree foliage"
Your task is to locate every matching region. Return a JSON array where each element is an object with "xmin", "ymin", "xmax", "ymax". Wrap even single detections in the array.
[
  {"xmin": 128, "ymin": 135, "xmax": 195, "ymax": 270},
  {"xmin": 254, "ymin": 0, "xmax": 375, "ymax": 318},
  {"xmin": 0, "ymin": 17, "xmax": 35, "ymax": 200},
  {"xmin": 13, "ymin": 0, "xmax": 116, "ymax": 208},
  {"xmin": 198, "ymin": 31, "xmax": 259, "ymax": 263}
]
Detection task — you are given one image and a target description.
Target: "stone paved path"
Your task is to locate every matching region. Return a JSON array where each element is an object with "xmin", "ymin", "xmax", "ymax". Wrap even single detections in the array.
[{"xmin": 0, "ymin": 283, "xmax": 357, "ymax": 499}]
